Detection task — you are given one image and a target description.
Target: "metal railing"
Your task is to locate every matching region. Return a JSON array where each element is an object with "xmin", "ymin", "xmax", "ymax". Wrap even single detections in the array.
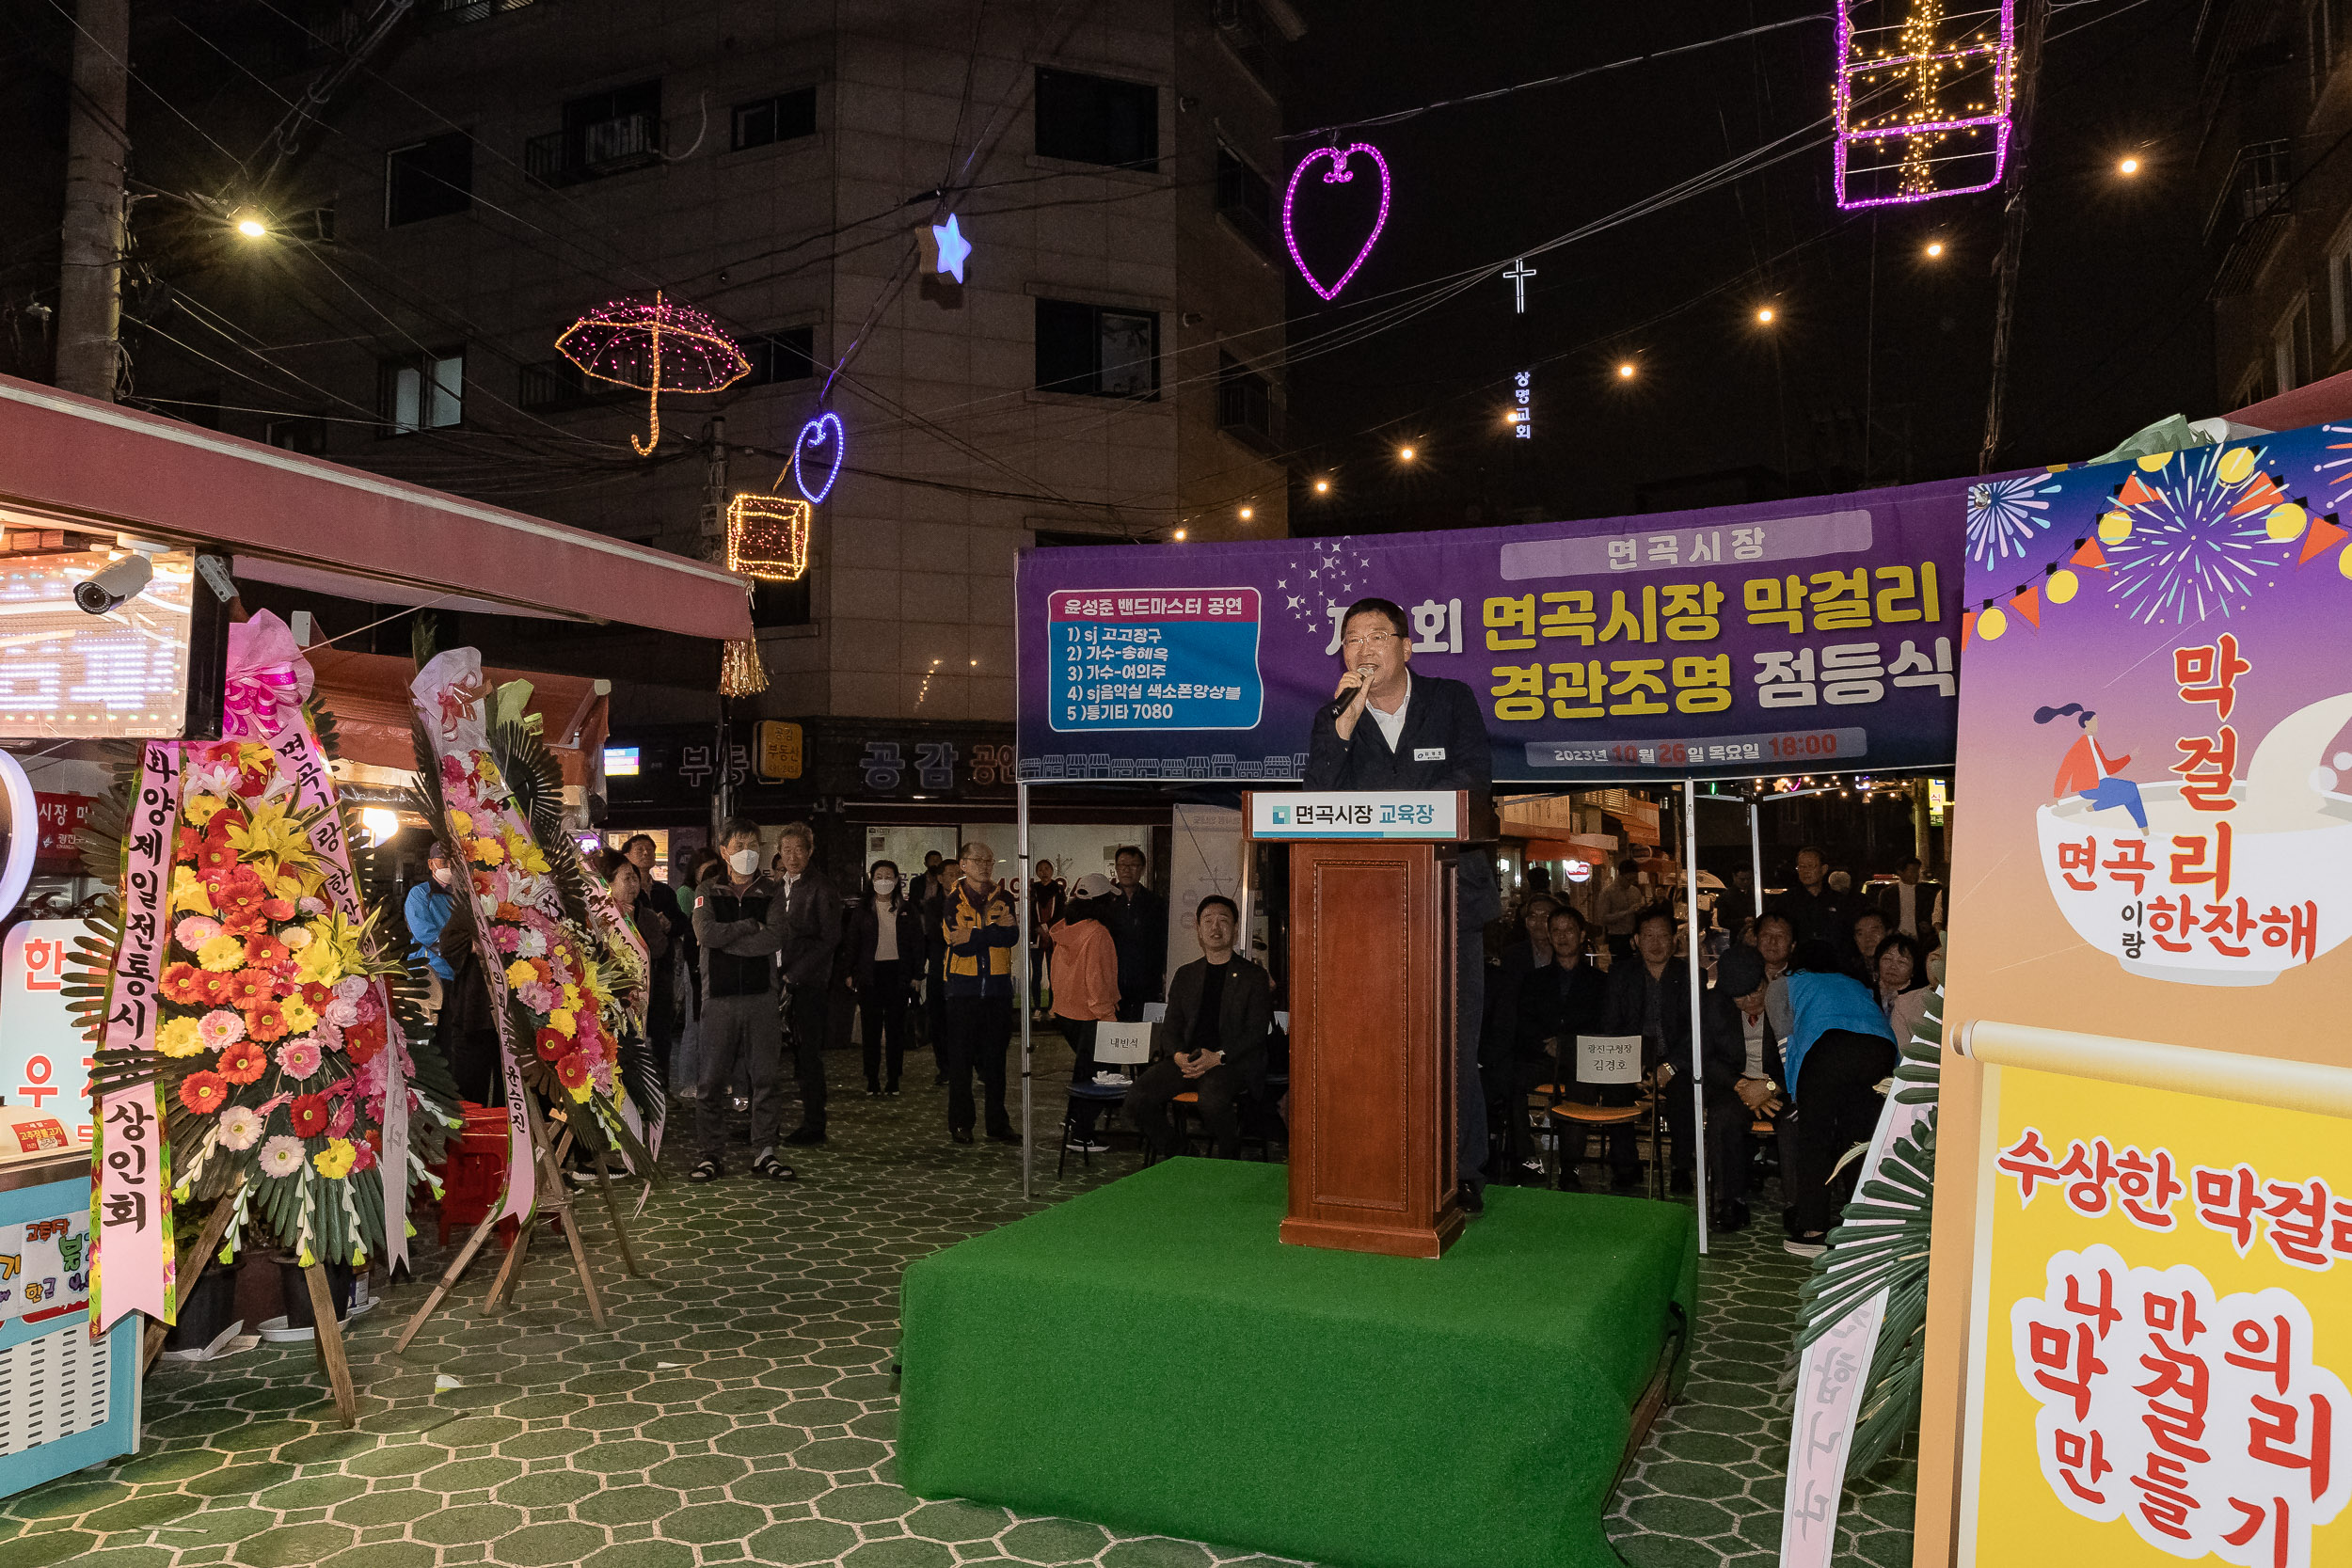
[{"xmin": 524, "ymin": 111, "xmax": 661, "ymax": 186}]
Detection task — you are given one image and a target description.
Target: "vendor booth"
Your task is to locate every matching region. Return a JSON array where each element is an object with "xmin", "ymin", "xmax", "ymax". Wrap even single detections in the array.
[{"xmin": 0, "ymin": 373, "xmax": 751, "ymax": 1492}]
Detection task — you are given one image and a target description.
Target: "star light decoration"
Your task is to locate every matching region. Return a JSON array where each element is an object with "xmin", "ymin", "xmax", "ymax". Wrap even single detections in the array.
[
  {"xmin": 928, "ymin": 214, "xmax": 972, "ymax": 283},
  {"xmin": 1834, "ymin": 0, "xmax": 2015, "ymax": 209},
  {"xmin": 555, "ymin": 291, "xmax": 751, "ymax": 455},
  {"xmin": 1283, "ymin": 143, "xmax": 1392, "ymax": 302}
]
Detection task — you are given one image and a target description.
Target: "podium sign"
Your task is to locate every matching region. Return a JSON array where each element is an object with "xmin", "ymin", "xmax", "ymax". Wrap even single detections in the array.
[{"xmin": 1248, "ymin": 791, "xmax": 1459, "ymax": 840}]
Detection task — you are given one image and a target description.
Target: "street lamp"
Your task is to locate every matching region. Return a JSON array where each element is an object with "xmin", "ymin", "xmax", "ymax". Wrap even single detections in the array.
[
  {"xmin": 1924, "ymin": 240, "xmax": 1946, "ymax": 259},
  {"xmin": 1397, "ymin": 446, "xmax": 1416, "ymax": 462},
  {"xmin": 230, "ymin": 207, "xmax": 269, "ymax": 239},
  {"xmin": 1237, "ymin": 505, "xmax": 1253, "ymax": 521},
  {"xmin": 1313, "ymin": 478, "xmax": 1330, "ymax": 494},
  {"xmin": 1615, "ymin": 361, "xmax": 1636, "ymax": 379},
  {"xmin": 1755, "ymin": 306, "xmax": 1775, "ymax": 325},
  {"xmin": 2117, "ymin": 155, "xmax": 2141, "ymax": 177}
]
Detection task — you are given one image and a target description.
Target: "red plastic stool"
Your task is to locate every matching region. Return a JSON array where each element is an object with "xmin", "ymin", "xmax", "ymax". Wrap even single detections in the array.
[{"xmin": 432, "ymin": 1101, "xmax": 512, "ymax": 1244}]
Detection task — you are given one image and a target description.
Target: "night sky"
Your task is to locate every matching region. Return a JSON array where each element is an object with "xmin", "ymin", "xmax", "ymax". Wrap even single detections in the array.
[{"xmin": 1277, "ymin": 0, "xmax": 2210, "ymax": 535}]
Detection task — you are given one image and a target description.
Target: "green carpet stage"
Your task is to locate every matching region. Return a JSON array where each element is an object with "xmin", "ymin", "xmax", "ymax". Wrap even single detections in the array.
[{"xmin": 898, "ymin": 1160, "xmax": 1697, "ymax": 1568}]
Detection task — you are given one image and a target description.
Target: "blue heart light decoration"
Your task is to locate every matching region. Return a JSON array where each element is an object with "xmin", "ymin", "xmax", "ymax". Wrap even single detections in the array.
[{"xmin": 792, "ymin": 412, "xmax": 845, "ymax": 504}]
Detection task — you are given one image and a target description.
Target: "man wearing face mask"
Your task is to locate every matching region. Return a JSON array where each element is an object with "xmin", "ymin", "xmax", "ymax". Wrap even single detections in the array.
[
  {"xmin": 771, "ymin": 821, "xmax": 842, "ymax": 1146},
  {"xmin": 690, "ymin": 817, "xmax": 796, "ymax": 1182},
  {"xmin": 405, "ymin": 844, "xmax": 458, "ymax": 1024}
]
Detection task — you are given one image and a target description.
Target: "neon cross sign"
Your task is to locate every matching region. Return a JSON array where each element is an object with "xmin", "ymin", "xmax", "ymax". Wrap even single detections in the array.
[
  {"xmin": 1282, "ymin": 142, "xmax": 1392, "ymax": 302},
  {"xmin": 1503, "ymin": 259, "xmax": 1536, "ymax": 313}
]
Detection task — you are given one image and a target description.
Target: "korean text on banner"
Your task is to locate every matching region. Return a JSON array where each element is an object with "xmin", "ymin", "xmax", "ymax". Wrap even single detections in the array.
[
  {"xmin": 1017, "ymin": 475, "xmax": 1972, "ymax": 784},
  {"xmin": 1932, "ymin": 427, "xmax": 2352, "ymax": 1563},
  {"xmin": 90, "ymin": 741, "xmax": 181, "ymax": 1333},
  {"xmin": 2, "ymin": 920, "xmax": 97, "ymax": 1141}
]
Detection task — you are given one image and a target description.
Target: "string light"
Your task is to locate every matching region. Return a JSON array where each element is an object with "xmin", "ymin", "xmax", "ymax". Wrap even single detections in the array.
[
  {"xmin": 2117, "ymin": 155, "xmax": 2141, "ymax": 177},
  {"xmin": 1238, "ymin": 505, "xmax": 1254, "ymax": 520},
  {"xmin": 1282, "ymin": 142, "xmax": 1393, "ymax": 302},
  {"xmin": 1832, "ymin": 0, "xmax": 2015, "ymax": 209},
  {"xmin": 1313, "ymin": 478, "xmax": 1331, "ymax": 494},
  {"xmin": 556, "ymin": 291, "xmax": 751, "ymax": 455},
  {"xmin": 1756, "ymin": 306, "xmax": 1776, "ymax": 325},
  {"xmin": 725, "ymin": 493, "xmax": 813, "ymax": 581},
  {"xmin": 1616, "ymin": 361, "xmax": 1637, "ymax": 379},
  {"xmin": 1174, "ymin": 528, "xmax": 1190, "ymax": 541},
  {"xmin": 1398, "ymin": 446, "xmax": 1416, "ymax": 462},
  {"xmin": 790, "ymin": 411, "xmax": 846, "ymax": 504},
  {"xmin": 1924, "ymin": 240, "xmax": 1947, "ymax": 258}
]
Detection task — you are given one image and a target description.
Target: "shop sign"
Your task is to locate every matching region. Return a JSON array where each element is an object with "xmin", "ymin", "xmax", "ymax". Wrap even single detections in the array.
[
  {"xmin": 0, "ymin": 919, "xmax": 92, "ymax": 1139},
  {"xmin": 0, "ymin": 547, "xmax": 203, "ymax": 739},
  {"xmin": 33, "ymin": 792, "xmax": 93, "ymax": 868},
  {"xmin": 757, "ymin": 721, "xmax": 804, "ymax": 781}
]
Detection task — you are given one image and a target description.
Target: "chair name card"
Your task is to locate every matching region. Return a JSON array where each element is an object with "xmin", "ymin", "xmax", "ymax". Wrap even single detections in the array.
[
  {"xmin": 1577, "ymin": 1035, "xmax": 1644, "ymax": 1086},
  {"xmin": 1248, "ymin": 792, "xmax": 1459, "ymax": 840}
]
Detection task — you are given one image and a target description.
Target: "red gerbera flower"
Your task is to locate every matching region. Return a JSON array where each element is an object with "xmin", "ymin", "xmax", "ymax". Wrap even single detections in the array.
[
  {"xmin": 287, "ymin": 1093, "xmax": 328, "ymax": 1137},
  {"xmin": 299, "ymin": 981, "xmax": 333, "ymax": 1012},
  {"xmin": 554, "ymin": 1053, "xmax": 590, "ymax": 1090},
  {"xmin": 243, "ymin": 933, "xmax": 291, "ymax": 969},
  {"xmin": 343, "ymin": 1019, "xmax": 385, "ymax": 1064},
  {"xmin": 178, "ymin": 1071, "xmax": 229, "ymax": 1116},
  {"xmin": 534, "ymin": 1027, "xmax": 568, "ymax": 1062},
  {"xmin": 471, "ymin": 871, "xmax": 494, "ymax": 896},
  {"xmin": 160, "ymin": 962, "xmax": 205, "ymax": 1005},
  {"xmin": 261, "ymin": 897, "xmax": 297, "ymax": 922},
  {"xmin": 246, "ymin": 1000, "xmax": 292, "ymax": 1042},
  {"xmin": 224, "ymin": 968, "xmax": 271, "ymax": 1009},
  {"xmin": 193, "ymin": 969, "xmax": 238, "ymax": 1007},
  {"xmin": 216, "ymin": 1038, "xmax": 267, "ymax": 1085},
  {"xmin": 197, "ymin": 837, "xmax": 242, "ymax": 877},
  {"xmin": 352, "ymin": 1139, "xmax": 377, "ymax": 1173},
  {"xmin": 174, "ymin": 824, "xmax": 206, "ymax": 863},
  {"xmin": 210, "ymin": 867, "xmax": 269, "ymax": 931}
]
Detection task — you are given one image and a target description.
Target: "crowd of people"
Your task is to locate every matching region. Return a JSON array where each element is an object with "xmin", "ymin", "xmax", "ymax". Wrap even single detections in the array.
[{"xmin": 1480, "ymin": 846, "xmax": 1943, "ymax": 1253}]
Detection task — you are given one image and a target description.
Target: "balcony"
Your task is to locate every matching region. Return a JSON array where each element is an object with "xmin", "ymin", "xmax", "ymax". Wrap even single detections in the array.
[
  {"xmin": 1217, "ymin": 365, "xmax": 1280, "ymax": 453},
  {"xmin": 525, "ymin": 112, "xmax": 662, "ymax": 187},
  {"xmin": 2205, "ymin": 138, "xmax": 2293, "ymax": 297}
]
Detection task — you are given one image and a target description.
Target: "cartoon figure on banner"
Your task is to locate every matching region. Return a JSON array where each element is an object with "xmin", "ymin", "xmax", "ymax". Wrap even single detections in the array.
[{"xmin": 2038, "ymin": 703, "xmax": 2147, "ymax": 832}]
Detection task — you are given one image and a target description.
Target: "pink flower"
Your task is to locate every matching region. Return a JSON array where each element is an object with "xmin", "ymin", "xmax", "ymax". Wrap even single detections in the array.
[
  {"xmin": 297, "ymin": 896, "xmax": 327, "ymax": 916},
  {"xmin": 333, "ymin": 975, "xmax": 370, "ymax": 1003},
  {"xmin": 327, "ymin": 1095, "xmax": 357, "ymax": 1138},
  {"xmin": 174, "ymin": 915, "xmax": 222, "ymax": 950},
  {"xmin": 324, "ymin": 998, "xmax": 359, "ymax": 1028},
  {"xmin": 275, "ymin": 1038, "xmax": 323, "ymax": 1081},
  {"xmin": 198, "ymin": 1008, "xmax": 246, "ymax": 1050}
]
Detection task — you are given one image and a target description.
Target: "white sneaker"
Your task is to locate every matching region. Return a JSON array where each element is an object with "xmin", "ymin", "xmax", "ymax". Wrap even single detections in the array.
[
  {"xmin": 1064, "ymin": 1137, "xmax": 1110, "ymax": 1153},
  {"xmin": 1784, "ymin": 1237, "xmax": 1828, "ymax": 1259}
]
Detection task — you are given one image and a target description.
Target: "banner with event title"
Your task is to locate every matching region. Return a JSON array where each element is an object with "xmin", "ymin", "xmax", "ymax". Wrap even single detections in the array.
[
  {"xmin": 1016, "ymin": 473, "xmax": 1983, "ymax": 784},
  {"xmin": 1940, "ymin": 420, "xmax": 2352, "ymax": 1564}
]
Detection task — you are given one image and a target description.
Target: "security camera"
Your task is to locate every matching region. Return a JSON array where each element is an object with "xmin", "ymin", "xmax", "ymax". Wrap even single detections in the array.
[{"xmin": 75, "ymin": 553, "xmax": 154, "ymax": 615}]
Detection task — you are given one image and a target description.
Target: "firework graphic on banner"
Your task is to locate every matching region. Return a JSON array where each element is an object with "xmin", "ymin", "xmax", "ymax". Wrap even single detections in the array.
[
  {"xmin": 2307, "ymin": 423, "xmax": 2352, "ymax": 515},
  {"xmin": 1965, "ymin": 472, "xmax": 2064, "ymax": 568},
  {"xmin": 2098, "ymin": 446, "xmax": 2295, "ymax": 625}
]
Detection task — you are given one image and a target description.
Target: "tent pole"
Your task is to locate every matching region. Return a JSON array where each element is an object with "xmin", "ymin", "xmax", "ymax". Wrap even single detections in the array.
[
  {"xmin": 1684, "ymin": 778, "xmax": 1708, "ymax": 1256},
  {"xmin": 1750, "ymin": 800, "xmax": 1765, "ymax": 920},
  {"xmin": 1018, "ymin": 781, "xmax": 1032, "ymax": 1201}
]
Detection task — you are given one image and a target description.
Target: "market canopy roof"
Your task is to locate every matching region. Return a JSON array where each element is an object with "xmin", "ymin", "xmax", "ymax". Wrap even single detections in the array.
[
  {"xmin": 0, "ymin": 373, "xmax": 753, "ymax": 641},
  {"xmin": 309, "ymin": 646, "xmax": 610, "ymax": 788}
]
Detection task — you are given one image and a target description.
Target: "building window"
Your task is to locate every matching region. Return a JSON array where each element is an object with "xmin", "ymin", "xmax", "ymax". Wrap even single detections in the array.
[
  {"xmin": 1034, "ymin": 68, "xmax": 1158, "ymax": 170},
  {"xmin": 518, "ymin": 358, "xmax": 611, "ymax": 410},
  {"xmin": 265, "ymin": 418, "xmax": 326, "ymax": 454},
  {"xmin": 732, "ymin": 88, "xmax": 818, "ymax": 151},
  {"xmin": 385, "ymin": 133, "xmax": 472, "ymax": 226},
  {"xmin": 382, "ymin": 351, "xmax": 464, "ymax": 434},
  {"xmin": 744, "ymin": 326, "xmax": 816, "ymax": 385},
  {"xmin": 1216, "ymin": 353, "xmax": 1277, "ymax": 449},
  {"xmin": 2275, "ymin": 294, "xmax": 2314, "ymax": 393},
  {"xmin": 2328, "ymin": 223, "xmax": 2352, "ymax": 348},
  {"xmin": 527, "ymin": 80, "xmax": 661, "ymax": 186},
  {"xmin": 2313, "ymin": 0, "xmax": 2346, "ymax": 102},
  {"xmin": 1216, "ymin": 146, "xmax": 1275, "ymax": 254},
  {"xmin": 1036, "ymin": 298, "xmax": 1158, "ymax": 399}
]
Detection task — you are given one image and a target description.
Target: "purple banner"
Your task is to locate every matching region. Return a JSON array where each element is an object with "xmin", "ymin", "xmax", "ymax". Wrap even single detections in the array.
[{"xmin": 1017, "ymin": 475, "xmax": 1978, "ymax": 783}]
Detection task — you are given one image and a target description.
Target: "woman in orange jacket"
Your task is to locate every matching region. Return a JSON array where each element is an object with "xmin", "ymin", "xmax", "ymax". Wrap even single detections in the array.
[{"xmin": 1049, "ymin": 873, "xmax": 1124, "ymax": 1151}]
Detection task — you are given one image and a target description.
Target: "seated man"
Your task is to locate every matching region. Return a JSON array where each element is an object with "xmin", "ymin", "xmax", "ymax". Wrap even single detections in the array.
[
  {"xmin": 1127, "ymin": 895, "xmax": 1273, "ymax": 1159},
  {"xmin": 1601, "ymin": 909, "xmax": 1744, "ymax": 1217},
  {"xmin": 1500, "ymin": 906, "xmax": 1608, "ymax": 1185}
]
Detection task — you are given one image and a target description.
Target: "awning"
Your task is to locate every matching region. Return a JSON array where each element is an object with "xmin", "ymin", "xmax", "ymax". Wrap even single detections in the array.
[
  {"xmin": 0, "ymin": 373, "xmax": 753, "ymax": 641},
  {"xmin": 308, "ymin": 646, "xmax": 610, "ymax": 787},
  {"xmin": 2228, "ymin": 368, "xmax": 2352, "ymax": 433}
]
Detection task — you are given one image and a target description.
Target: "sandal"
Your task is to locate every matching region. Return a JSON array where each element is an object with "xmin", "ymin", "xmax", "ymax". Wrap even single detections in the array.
[
  {"xmin": 751, "ymin": 1152, "xmax": 798, "ymax": 1181},
  {"xmin": 690, "ymin": 1158, "xmax": 723, "ymax": 1182}
]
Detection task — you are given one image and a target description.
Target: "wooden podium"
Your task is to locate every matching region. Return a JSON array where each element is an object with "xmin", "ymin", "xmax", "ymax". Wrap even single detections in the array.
[{"xmin": 1245, "ymin": 791, "xmax": 1486, "ymax": 1259}]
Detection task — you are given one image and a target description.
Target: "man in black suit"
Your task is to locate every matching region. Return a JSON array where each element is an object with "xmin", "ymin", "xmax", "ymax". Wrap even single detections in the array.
[
  {"xmin": 1305, "ymin": 595, "xmax": 1501, "ymax": 1212},
  {"xmin": 1127, "ymin": 896, "xmax": 1274, "ymax": 1159},
  {"xmin": 1873, "ymin": 856, "xmax": 1944, "ymax": 950},
  {"xmin": 772, "ymin": 822, "xmax": 843, "ymax": 1146},
  {"xmin": 1770, "ymin": 845, "xmax": 1849, "ymax": 951}
]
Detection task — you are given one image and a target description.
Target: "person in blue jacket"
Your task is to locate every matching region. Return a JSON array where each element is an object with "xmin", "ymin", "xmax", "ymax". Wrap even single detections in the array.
[
  {"xmin": 1774, "ymin": 941, "xmax": 1898, "ymax": 1258},
  {"xmin": 405, "ymin": 844, "xmax": 457, "ymax": 1019}
]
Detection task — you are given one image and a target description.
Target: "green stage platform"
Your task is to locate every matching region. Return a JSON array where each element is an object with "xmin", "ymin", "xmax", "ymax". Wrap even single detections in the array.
[{"xmin": 898, "ymin": 1159, "xmax": 1697, "ymax": 1568}]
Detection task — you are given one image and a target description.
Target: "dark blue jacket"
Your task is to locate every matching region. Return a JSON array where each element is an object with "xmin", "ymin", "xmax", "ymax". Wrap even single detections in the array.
[{"xmin": 1304, "ymin": 671, "xmax": 1500, "ymax": 923}]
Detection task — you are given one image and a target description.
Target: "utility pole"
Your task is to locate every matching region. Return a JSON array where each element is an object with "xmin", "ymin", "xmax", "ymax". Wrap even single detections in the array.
[
  {"xmin": 55, "ymin": 0, "xmax": 130, "ymax": 400},
  {"xmin": 1978, "ymin": 0, "xmax": 2048, "ymax": 474}
]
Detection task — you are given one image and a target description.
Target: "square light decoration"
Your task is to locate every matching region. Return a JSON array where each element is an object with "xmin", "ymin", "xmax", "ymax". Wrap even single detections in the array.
[{"xmin": 726, "ymin": 494, "xmax": 812, "ymax": 582}]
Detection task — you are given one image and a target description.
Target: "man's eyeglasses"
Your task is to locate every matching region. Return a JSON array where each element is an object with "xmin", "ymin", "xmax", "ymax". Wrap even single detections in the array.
[{"xmin": 1341, "ymin": 631, "xmax": 1398, "ymax": 652}]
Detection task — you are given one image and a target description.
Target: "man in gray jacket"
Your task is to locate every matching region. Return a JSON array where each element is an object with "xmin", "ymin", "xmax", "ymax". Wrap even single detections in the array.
[{"xmin": 691, "ymin": 816, "xmax": 794, "ymax": 1182}]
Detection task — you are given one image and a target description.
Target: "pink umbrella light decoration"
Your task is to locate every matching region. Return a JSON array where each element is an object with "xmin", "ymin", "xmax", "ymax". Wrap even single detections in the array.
[{"xmin": 555, "ymin": 291, "xmax": 752, "ymax": 455}]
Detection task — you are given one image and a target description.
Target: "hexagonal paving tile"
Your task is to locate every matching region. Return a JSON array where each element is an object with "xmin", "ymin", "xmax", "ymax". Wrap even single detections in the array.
[{"xmin": 0, "ymin": 1033, "xmax": 1908, "ymax": 1567}]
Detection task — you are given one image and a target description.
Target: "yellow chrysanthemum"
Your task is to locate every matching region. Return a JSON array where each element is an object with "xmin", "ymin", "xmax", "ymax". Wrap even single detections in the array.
[
  {"xmin": 196, "ymin": 933, "xmax": 246, "ymax": 972},
  {"xmin": 155, "ymin": 1016, "xmax": 206, "ymax": 1057},
  {"xmin": 279, "ymin": 998, "xmax": 319, "ymax": 1035},
  {"xmin": 447, "ymin": 809, "xmax": 473, "ymax": 837},
  {"xmin": 182, "ymin": 795, "xmax": 226, "ymax": 827},
  {"xmin": 311, "ymin": 1138, "xmax": 358, "ymax": 1180},
  {"xmin": 171, "ymin": 865, "xmax": 215, "ymax": 915},
  {"xmin": 513, "ymin": 837, "xmax": 550, "ymax": 876},
  {"xmin": 561, "ymin": 984, "xmax": 582, "ymax": 1011},
  {"xmin": 471, "ymin": 836, "xmax": 506, "ymax": 866},
  {"xmin": 505, "ymin": 958, "xmax": 538, "ymax": 990},
  {"xmin": 548, "ymin": 1008, "xmax": 577, "ymax": 1038}
]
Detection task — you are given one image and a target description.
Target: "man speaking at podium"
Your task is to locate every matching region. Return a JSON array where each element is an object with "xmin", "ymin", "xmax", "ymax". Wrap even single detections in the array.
[{"xmin": 1306, "ymin": 596, "xmax": 1501, "ymax": 1212}]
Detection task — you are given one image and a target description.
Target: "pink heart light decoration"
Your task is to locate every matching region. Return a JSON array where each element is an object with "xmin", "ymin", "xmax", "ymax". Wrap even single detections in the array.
[
  {"xmin": 1282, "ymin": 142, "xmax": 1392, "ymax": 302},
  {"xmin": 792, "ymin": 411, "xmax": 845, "ymax": 504}
]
